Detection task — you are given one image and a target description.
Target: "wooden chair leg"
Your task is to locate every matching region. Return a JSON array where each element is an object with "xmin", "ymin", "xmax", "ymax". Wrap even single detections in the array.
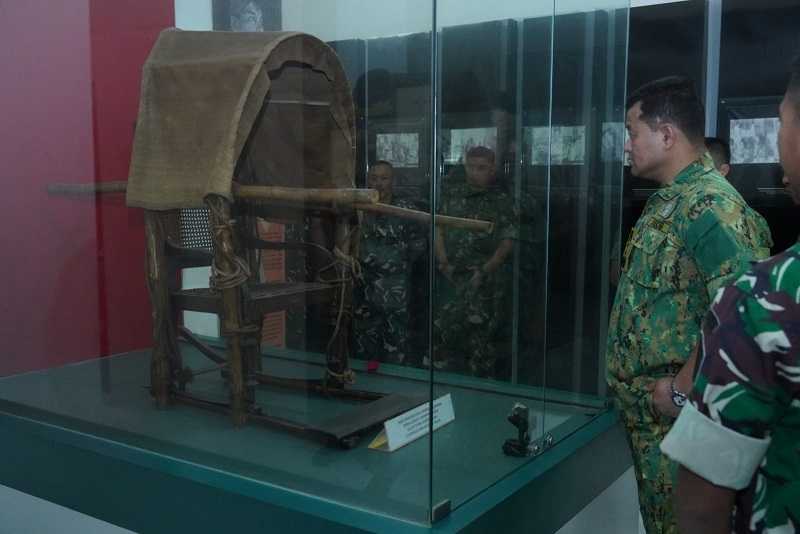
[
  {"xmin": 144, "ymin": 210, "xmax": 174, "ymax": 408},
  {"xmin": 206, "ymin": 195, "xmax": 248, "ymax": 426}
]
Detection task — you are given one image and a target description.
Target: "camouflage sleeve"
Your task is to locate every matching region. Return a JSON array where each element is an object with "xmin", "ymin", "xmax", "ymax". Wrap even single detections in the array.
[
  {"xmin": 494, "ymin": 195, "xmax": 519, "ymax": 241},
  {"xmin": 661, "ymin": 250, "xmax": 800, "ymax": 489},
  {"xmin": 397, "ymin": 199, "xmax": 428, "ymax": 260},
  {"xmin": 684, "ymin": 197, "xmax": 761, "ymax": 300}
]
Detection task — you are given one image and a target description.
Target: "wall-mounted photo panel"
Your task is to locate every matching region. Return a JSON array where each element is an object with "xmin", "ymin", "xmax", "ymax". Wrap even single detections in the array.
[
  {"xmin": 212, "ymin": 0, "xmax": 281, "ymax": 31},
  {"xmin": 601, "ymin": 122, "xmax": 625, "ymax": 163},
  {"xmin": 376, "ymin": 132, "xmax": 420, "ymax": 168},
  {"xmin": 526, "ymin": 126, "xmax": 586, "ymax": 166},
  {"xmin": 445, "ymin": 127, "xmax": 497, "ymax": 164},
  {"xmin": 729, "ymin": 117, "xmax": 779, "ymax": 165}
]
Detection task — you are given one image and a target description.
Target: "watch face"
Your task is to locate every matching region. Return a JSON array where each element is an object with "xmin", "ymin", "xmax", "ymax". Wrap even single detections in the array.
[{"xmin": 672, "ymin": 392, "xmax": 687, "ymax": 407}]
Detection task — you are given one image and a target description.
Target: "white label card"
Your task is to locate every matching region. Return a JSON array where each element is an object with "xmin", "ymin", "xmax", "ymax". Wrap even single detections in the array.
[{"xmin": 368, "ymin": 394, "xmax": 455, "ymax": 452}]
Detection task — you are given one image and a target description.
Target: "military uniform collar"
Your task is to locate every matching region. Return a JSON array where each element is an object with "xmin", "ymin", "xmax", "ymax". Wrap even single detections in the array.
[{"xmin": 655, "ymin": 152, "xmax": 714, "ymax": 200}]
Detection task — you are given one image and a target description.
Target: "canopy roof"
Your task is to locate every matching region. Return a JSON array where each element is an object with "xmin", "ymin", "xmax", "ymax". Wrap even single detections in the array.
[{"xmin": 127, "ymin": 29, "xmax": 356, "ymax": 210}]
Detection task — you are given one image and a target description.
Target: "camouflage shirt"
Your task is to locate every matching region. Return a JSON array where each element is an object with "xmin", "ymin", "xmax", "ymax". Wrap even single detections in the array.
[
  {"xmin": 607, "ymin": 154, "xmax": 772, "ymax": 404},
  {"xmin": 358, "ymin": 196, "xmax": 425, "ymax": 278},
  {"xmin": 439, "ymin": 180, "xmax": 518, "ymax": 269},
  {"xmin": 661, "ymin": 241, "xmax": 800, "ymax": 533}
]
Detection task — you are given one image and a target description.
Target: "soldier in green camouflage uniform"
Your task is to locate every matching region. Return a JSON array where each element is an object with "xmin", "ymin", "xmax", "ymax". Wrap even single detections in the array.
[
  {"xmin": 661, "ymin": 243, "xmax": 800, "ymax": 533},
  {"xmin": 354, "ymin": 161, "xmax": 424, "ymax": 364},
  {"xmin": 434, "ymin": 146, "xmax": 518, "ymax": 377},
  {"xmin": 661, "ymin": 56, "xmax": 800, "ymax": 534},
  {"xmin": 607, "ymin": 78, "xmax": 772, "ymax": 534}
]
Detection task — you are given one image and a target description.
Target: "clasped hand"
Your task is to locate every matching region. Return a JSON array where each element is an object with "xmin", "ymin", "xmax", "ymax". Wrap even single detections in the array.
[{"xmin": 647, "ymin": 377, "xmax": 681, "ymax": 419}]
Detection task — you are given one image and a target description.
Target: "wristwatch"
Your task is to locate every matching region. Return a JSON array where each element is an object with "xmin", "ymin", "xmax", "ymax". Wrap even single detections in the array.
[{"xmin": 670, "ymin": 378, "xmax": 688, "ymax": 408}]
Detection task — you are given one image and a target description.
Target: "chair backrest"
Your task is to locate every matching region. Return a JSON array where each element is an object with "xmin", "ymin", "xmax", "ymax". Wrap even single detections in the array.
[{"xmin": 178, "ymin": 207, "xmax": 214, "ymax": 251}]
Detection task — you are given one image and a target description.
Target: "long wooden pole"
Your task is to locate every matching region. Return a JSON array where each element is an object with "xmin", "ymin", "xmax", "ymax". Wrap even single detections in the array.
[
  {"xmin": 47, "ymin": 181, "xmax": 128, "ymax": 195},
  {"xmin": 355, "ymin": 202, "xmax": 493, "ymax": 233},
  {"xmin": 47, "ymin": 182, "xmax": 493, "ymax": 232},
  {"xmin": 233, "ymin": 184, "xmax": 379, "ymax": 204}
]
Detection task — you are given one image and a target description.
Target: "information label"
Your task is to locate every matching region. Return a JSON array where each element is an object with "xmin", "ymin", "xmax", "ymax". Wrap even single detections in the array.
[{"xmin": 369, "ymin": 394, "xmax": 455, "ymax": 452}]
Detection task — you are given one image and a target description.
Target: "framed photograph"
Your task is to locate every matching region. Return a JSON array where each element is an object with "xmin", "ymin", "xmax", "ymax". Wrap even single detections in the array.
[
  {"xmin": 445, "ymin": 127, "xmax": 498, "ymax": 164},
  {"xmin": 729, "ymin": 117, "xmax": 780, "ymax": 164},
  {"xmin": 525, "ymin": 125, "xmax": 586, "ymax": 166},
  {"xmin": 716, "ymin": 96, "xmax": 787, "ymax": 201},
  {"xmin": 213, "ymin": 0, "xmax": 282, "ymax": 32},
  {"xmin": 376, "ymin": 133, "xmax": 420, "ymax": 168}
]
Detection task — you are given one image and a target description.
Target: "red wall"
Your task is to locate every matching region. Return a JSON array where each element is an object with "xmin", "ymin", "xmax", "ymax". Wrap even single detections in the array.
[
  {"xmin": 0, "ymin": 1, "xmax": 173, "ymax": 375},
  {"xmin": 89, "ymin": 0, "xmax": 174, "ymax": 357}
]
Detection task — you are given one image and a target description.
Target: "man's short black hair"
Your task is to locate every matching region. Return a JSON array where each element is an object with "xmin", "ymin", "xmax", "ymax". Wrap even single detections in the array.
[
  {"xmin": 466, "ymin": 145, "xmax": 496, "ymax": 163},
  {"xmin": 369, "ymin": 160, "xmax": 393, "ymax": 170},
  {"xmin": 626, "ymin": 76, "xmax": 705, "ymax": 146},
  {"xmin": 788, "ymin": 54, "xmax": 800, "ymax": 114},
  {"xmin": 704, "ymin": 136, "xmax": 731, "ymax": 167}
]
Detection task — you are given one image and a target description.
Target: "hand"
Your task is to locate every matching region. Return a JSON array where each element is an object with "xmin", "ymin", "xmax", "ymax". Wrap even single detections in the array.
[
  {"xmin": 438, "ymin": 262, "xmax": 455, "ymax": 282},
  {"xmin": 648, "ymin": 377, "xmax": 681, "ymax": 419},
  {"xmin": 468, "ymin": 267, "xmax": 485, "ymax": 290}
]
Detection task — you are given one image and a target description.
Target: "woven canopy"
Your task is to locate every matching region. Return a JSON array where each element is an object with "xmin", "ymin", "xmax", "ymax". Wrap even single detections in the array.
[{"xmin": 127, "ymin": 29, "xmax": 356, "ymax": 210}]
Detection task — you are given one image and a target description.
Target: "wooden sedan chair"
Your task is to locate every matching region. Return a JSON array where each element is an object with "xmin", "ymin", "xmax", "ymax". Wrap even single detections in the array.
[{"xmin": 124, "ymin": 29, "xmax": 423, "ymax": 448}]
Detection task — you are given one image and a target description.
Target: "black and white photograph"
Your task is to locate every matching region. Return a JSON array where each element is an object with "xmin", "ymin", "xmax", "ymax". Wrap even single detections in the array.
[
  {"xmin": 445, "ymin": 127, "xmax": 498, "ymax": 164},
  {"xmin": 376, "ymin": 132, "xmax": 420, "ymax": 168},
  {"xmin": 729, "ymin": 117, "xmax": 780, "ymax": 164},
  {"xmin": 213, "ymin": 0, "xmax": 281, "ymax": 32}
]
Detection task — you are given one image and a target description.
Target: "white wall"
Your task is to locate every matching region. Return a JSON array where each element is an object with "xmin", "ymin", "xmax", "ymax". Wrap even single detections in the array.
[
  {"xmin": 173, "ymin": 1, "xmax": 634, "ymax": 43},
  {"xmin": 282, "ymin": 0, "xmax": 629, "ymax": 42},
  {"xmin": 175, "ymin": 0, "xmax": 213, "ymax": 30}
]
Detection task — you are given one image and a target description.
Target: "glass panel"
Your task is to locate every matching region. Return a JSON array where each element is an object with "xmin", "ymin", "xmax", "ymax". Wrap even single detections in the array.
[
  {"xmin": 545, "ymin": 0, "xmax": 628, "ymax": 441},
  {"xmin": 431, "ymin": 2, "xmax": 550, "ymax": 513},
  {"xmin": 429, "ymin": 0, "xmax": 628, "ymax": 516}
]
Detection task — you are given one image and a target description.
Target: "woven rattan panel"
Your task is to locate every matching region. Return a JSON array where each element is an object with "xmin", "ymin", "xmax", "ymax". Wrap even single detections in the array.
[{"xmin": 178, "ymin": 208, "xmax": 213, "ymax": 251}]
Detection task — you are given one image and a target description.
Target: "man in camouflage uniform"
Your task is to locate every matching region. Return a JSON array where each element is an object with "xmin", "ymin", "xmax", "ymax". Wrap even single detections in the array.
[
  {"xmin": 606, "ymin": 77, "xmax": 773, "ymax": 533},
  {"xmin": 353, "ymin": 161, "xmax": 424, "ymax": 364},
  {"xmin": 661, "ymin": 55, "xmax": 800, "ymax": 534},
  {"xmin": 434, "ymin": 146, "xmax": 518, "ymax": 377}
]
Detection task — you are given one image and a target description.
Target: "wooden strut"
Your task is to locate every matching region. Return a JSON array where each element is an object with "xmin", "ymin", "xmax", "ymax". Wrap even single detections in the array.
[{"xmin": 47, "ymin": 181, "xmax": 494, "ymax": 232}]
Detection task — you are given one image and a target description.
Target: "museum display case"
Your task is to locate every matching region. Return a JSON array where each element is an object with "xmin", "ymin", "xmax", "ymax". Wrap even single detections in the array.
[{"xmin": 0, "ymin": 1, "xmax": 629, "ymax": 531}]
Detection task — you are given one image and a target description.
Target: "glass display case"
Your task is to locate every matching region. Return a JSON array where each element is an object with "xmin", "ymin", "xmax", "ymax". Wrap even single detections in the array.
[{"xmin": 0, "ymin": 0, "xmax": 628, "ymax": 531}]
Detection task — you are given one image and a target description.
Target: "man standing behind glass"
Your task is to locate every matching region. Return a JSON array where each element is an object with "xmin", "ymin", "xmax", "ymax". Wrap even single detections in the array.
[
  {"xmin": 434, "ymin": 146, "xmax": 517, "ymax": 378},
  {"xmin": 353, "ymin": 161, "xmax": 423, "ymax": 365},
  {"xmin": 606, "ymin": 77, "xmax": 771, "ymax": 533},
  {"xmin": 661, "ymin": 55, "xmax": 800, "ymax": 534}
]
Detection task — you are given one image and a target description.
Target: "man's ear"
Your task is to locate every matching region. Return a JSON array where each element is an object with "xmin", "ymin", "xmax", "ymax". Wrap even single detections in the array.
[
  {"xmin": 719, "ymin": 163, "xmax": 731, "ymax": 177},
  {"xmin": 659, "ymin": 122, "xmax": 679, "ymax": 150}
]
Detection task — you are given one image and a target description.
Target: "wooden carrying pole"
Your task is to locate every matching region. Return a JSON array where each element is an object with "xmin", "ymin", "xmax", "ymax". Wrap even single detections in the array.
[
  {"xmin": 354, "ymin": 202, "xmax": 493, "ymax": 233},
  {"xmin": 233, "ymin": 184, "xmax": 379, "ymax": 205},
  {"xmin": 47, "ymin": 182, "xmax": 493, "ymax": 232}
]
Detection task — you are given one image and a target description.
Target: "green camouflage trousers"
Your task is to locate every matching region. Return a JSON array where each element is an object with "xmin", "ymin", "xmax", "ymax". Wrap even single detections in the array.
[
  {"xmin": 433, "ymin": 270, "xmax": 506, "ymax": 377},
  {"xmin": 613, "ymin": 376, "xmax": 679, "ymax": 534},
  {"xmin": 353, "ymin": 274, "xmax": 410, "ymax": 364}
]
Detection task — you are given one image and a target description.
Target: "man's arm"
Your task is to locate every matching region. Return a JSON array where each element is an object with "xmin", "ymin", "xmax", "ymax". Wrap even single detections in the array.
[
  {"xmin": 675, "ymin": 466, "xmax": 735, "ymax": 534},
  {"xmin": 650, "ymin": 345, "xmax": 698, "ymax": 418},
  {"xmin": 435, "ymin": 226, "xmax": 454, "ymax": 279},
  {"xmin": 482, "ymin": 238, "xmax": 513, "ymax": 274}
]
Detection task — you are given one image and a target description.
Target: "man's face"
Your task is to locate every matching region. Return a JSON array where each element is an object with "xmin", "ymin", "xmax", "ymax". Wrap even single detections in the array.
[
  {"xmin": 625, "ymin": 101, "xmax": 668, "ymax": 182},
  {"xmin": 368, "ymin": 164, "xmax": 393, "ymax": 201},
  {"xmin": 465, "ymin": 156, "xmax": 496, "ymax": 188},
  {"xmin": 778, "ymin": 91, "xmax": 800, "ymax": 205}
]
